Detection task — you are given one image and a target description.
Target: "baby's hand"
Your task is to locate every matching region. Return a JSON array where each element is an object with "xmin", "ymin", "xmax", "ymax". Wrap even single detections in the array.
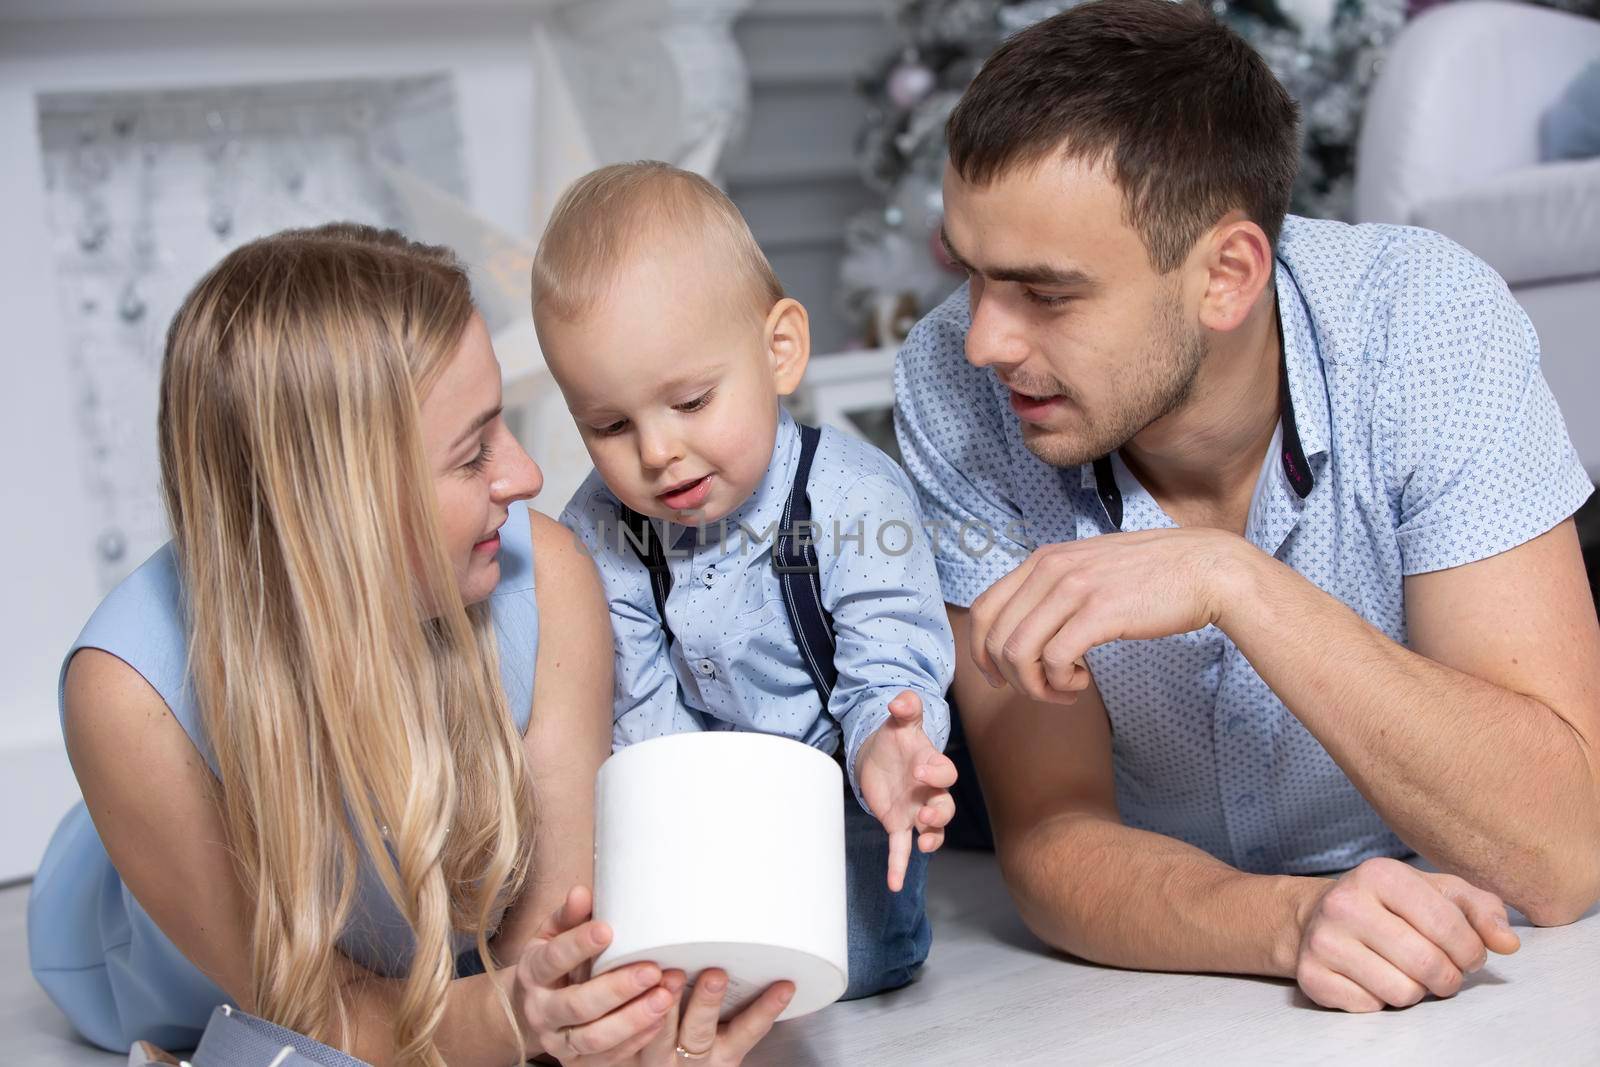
[{"xmin": 855, "ymin": 691, "xmax": 958, "ymax": 891}]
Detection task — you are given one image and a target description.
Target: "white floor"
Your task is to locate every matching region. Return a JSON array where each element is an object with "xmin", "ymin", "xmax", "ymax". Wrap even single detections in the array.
[{"xmin": 6, "ymin": 851, "xmax": 1599, "ymax": 1066}]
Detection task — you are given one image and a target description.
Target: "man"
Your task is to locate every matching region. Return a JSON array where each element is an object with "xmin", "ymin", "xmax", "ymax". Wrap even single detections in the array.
[{"xmin": 894, "ymin": 0, "xmax": 1600, "ymax": 1013}]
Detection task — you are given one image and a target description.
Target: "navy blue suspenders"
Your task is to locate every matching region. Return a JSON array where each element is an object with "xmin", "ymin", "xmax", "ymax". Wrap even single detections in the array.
[
  {"xmin": 617, "ymin": 423, "xmax": 839, "ymax": 710},
  {"xmin": 772, "ymin": 424, "xmax": 840, "ymax": 704},
  {"xmin": 617, "ymin": 505, "xmax": 679, "ymax": 646}
]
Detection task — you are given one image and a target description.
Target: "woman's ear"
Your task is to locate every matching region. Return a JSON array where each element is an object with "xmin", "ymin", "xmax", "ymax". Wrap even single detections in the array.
[{"xmin": 764, "ymin": 297, "xmax": 811, "ymax": 396}]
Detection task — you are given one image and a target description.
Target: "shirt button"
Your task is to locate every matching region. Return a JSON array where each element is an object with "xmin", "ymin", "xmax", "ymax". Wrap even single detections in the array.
[
  {"xmin": 1227, "ymin": 715, "xmax": 1246, "ymax": 735},
  {"xmin": 701, "ymin": 569, "xmax": 716, "ymax": 587},
  {"xmin": 697, "ymin": 659, "xmax": 715, "ymax": 677},
  {"xmin": 1237, "ymin": 792, "xmax": 1258, "ymax": 806}
]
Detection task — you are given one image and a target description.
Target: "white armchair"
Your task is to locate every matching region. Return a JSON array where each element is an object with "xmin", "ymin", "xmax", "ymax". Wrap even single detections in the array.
[{"xmin": 1355, "ymin": 0, "xmax": 1600, "ymax": 477}]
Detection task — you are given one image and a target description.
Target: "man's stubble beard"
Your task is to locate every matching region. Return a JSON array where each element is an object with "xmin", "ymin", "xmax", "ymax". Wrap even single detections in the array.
[{"xmin": 1020, "ymin": 285, "xmax": 1207, "ymax": 469}]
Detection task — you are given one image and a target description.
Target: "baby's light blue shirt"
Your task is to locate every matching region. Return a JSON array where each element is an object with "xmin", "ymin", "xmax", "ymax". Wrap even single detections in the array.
[{"xmin": 561, "ymin": 406, "xmax": 955, "ymax": 812}]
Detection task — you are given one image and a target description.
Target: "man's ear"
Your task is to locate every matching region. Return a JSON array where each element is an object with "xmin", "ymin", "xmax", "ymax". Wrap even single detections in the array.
[
  {"xmin": 765, "ymin": 297, "xmax": 811, "ymax": 396},
  {"xmin": 1195, "ymin": 214, "xmax": 1274, "ymax": 334}
]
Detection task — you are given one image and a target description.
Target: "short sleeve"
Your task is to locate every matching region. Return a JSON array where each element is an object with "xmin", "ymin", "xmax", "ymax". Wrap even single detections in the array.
[
  {"xmin": 1382, "ymin": 250, "xmax": 1594, "ymax": 575},
  {"xmin": 893, "ymin": 287, "xmax": 1030, "ymax": 607}
]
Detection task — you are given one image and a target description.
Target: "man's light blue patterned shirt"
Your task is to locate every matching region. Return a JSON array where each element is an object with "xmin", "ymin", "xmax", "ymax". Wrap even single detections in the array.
[
  {"xmin": 894, "ymin": 216, "xmax": 1594, "ymax": 874},
  {"xmin": 562, "ymin": 406, "xmax": 955, "ymax": 812}
]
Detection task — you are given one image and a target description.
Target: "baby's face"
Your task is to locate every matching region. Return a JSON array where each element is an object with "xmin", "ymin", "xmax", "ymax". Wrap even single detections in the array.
[{"xmin": 540, "ymin": 244, "xmax": 793, "ymax": 527}]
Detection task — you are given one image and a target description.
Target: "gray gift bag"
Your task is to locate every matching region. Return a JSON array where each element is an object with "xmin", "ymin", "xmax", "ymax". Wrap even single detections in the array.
[{"xmin": 183, "ymin": 1005, "xmax": 372, "ymax": 1067}]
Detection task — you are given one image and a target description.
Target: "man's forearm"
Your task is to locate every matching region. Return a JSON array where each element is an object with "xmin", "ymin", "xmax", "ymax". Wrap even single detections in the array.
[
  {"xmin": 1003, "ymin": 810, "xmax": 1324, "ymax": 976},
  {"xmin": 1219, "ymin": 548, "xmax": 1600, "ymax": 923}
]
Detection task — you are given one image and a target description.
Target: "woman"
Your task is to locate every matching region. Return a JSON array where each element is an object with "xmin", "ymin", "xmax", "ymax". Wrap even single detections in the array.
[{"xmin": 27, "ymin": 224, "xmax": 791, "ymax": 1066}]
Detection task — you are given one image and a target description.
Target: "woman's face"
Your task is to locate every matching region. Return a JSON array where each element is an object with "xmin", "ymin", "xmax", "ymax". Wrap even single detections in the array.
[{"xmin": 418, "ymin": 314, "xmax": 543, "ymax": 605}]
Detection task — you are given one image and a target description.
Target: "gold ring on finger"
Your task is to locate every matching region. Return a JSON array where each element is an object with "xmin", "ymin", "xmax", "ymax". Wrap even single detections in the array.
[{"xmin": 675, "ymin": 1042, "xmax": 713, "ymax": 1060}]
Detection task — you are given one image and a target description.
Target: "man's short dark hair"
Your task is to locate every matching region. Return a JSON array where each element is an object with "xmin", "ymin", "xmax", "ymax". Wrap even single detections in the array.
[{"xmin": 946, "ymin": 0, "xmax": 1301, "ymax": 272}]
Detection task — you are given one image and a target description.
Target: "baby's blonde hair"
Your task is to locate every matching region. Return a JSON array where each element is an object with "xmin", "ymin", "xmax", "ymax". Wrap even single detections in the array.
[{"xmin": 532, "ymin": 160, "xmax": 784, "ymax": 326}]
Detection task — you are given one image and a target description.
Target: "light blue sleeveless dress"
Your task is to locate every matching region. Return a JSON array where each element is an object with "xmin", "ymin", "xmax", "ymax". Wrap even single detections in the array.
[{"xmin": 27, "ymin": 500, "xmax": 541, "ymax": 1054}]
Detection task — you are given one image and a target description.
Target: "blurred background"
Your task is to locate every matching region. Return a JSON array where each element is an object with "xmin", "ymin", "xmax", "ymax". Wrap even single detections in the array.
[{"xmin": 1, "ymin": 0, "xmax": 1597, "ymax": 884}]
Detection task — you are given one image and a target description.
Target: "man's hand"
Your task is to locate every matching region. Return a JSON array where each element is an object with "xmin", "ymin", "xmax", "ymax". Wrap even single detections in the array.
[
  {"xmin": 969, "ymin": 528, "xmax": 1247, "ymax": 703},
  {"xmin": 855, "ymin": 690, "xmax": 959, "ymax": 891},
  {"xmin": 1294, "ymin": 857, "xmax": 1522, "ymax": 1012}
]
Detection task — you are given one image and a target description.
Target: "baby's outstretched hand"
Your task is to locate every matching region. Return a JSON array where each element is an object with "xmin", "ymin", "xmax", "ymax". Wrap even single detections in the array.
[{"xmin": 856, "ymin": 690, "xmax": 958, "ymax": 892}]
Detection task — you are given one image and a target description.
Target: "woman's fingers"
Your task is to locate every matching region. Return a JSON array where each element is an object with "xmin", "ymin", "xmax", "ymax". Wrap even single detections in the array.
[
  {"xmin": 640, "ymin": 971, "xmax": 687, "ymax": 1064},
  {"xmin": 559, "ymin": 984, "xmax": 676, "ymax": 1060},
  {"xmin": 674, "ymin": 969, "xmax": 729, "ymax": 1057},
  {"xmin": 521, "ymin": 919, "xmax": 618, "ymax": 988},
  {"xmin": 600, "ymin": 1016, "xmax": 671, "ymax": 1067},
  {"xmin": 536, "ymin": 885, "xmax": 594, "ymax": 941},
  {"xmin": 544, "ymin": 962, "xmax": 668, "ymax": 1030},
  {"xmin": 717, "ymin": 981, "xmax": 796, "ymax": 1061}
]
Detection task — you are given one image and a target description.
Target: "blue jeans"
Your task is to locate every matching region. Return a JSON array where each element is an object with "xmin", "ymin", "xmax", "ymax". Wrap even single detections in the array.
[{"xmin": 841, "ymin": 784, "xmax": 932, "ymax": 1000}]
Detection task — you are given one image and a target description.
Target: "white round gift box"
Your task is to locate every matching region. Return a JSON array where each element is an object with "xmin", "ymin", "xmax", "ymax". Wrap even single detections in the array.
[{"xmin": 592, "ymin": 732, "xmax": 850, "ymax": 1021}]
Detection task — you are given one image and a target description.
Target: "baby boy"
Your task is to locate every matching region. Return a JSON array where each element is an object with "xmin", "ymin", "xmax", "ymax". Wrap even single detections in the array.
[{"xmin": 534, "ymin": 161, "xmax": 957, "ymax": 1000}]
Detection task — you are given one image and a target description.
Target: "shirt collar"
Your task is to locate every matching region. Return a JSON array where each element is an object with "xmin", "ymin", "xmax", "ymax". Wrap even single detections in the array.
[
  {"xmin": 1274, "ymin": 254, "xmax": 1332, "ymax": 476},
  {"xmin": 666, "ymin": 404, "xmax": 799, "ymax": 553},
  {"xmin": 1082, "ymin": 257, "xmax": 1330, "ymax": 531}
]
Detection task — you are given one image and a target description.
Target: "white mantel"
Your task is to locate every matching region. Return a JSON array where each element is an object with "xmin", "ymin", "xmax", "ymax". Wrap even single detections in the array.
[
  {"xmin": 0, "ymin": 0, "xmax": 753, "ymax": 238},
  {"xmin": 0, "ymin": 0, "xmax": 752, "ymax": 881}
]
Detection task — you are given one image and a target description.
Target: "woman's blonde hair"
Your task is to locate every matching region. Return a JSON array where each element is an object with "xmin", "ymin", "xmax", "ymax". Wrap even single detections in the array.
[{"xmin": 158, "ymin": 223, "xmax": 535, "ymax": 1065}]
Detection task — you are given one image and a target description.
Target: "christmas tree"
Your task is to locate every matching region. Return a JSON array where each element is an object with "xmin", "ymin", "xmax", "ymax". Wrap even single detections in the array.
[{"xmin": 840, "ymin": 0, "xmax": 1599, "ymax": 346}]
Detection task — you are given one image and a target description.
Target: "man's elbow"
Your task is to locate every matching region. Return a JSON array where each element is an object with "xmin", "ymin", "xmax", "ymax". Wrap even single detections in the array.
[
  {"xmin": 1517, "ymin": 891, "xmax": 1598, "ymax": 928},
  {"xmin": 995, "ymin": 844, "xmax": 1077, "ymax": 954},
  {"xmin": 1514, "ymin": 861, "xmax": 1600, "ymax": 927},
  {"xmin": 993, "ymin": 818, "xmax": 1102, "ymax": 959},
  {"xmin": 1502, "ymin": 749, "xmax": 1600, "ymax": 926},
  {"xmin": 1503, "ymin": 826, "xmax": 1600, "ymax": 926}
]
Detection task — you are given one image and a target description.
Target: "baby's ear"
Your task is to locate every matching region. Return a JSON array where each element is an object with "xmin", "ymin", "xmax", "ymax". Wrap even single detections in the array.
[{"xmin": 765, "ymin": 297, "xmax": 811, "ymax": 396}]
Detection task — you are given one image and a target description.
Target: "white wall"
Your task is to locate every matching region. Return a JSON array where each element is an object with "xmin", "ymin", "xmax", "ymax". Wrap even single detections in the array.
[
  {"xmin": 0, "ymin": 2, "xmax": 546, "ymax": 881},
  {"xmin": 727, "ymin": 0, "xmax": 891, "ymax": 354}
]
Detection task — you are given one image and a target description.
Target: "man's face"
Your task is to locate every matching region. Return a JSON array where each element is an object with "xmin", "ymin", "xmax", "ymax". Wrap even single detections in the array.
[{"xmin": 941, "ymin": 157, "xmax": 1208, "ymax": 468}]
